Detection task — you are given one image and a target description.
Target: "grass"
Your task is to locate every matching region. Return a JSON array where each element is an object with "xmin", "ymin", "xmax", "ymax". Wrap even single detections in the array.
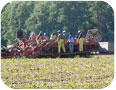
[{"xmin": 1, "ymin": 55, "xmax": 114, "ymax": 89}]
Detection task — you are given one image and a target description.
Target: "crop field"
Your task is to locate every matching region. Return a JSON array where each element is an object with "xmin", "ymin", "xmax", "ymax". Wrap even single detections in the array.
[{"xmin": 1, "ymin": 55, "xmax": 114, "ymax": 89}]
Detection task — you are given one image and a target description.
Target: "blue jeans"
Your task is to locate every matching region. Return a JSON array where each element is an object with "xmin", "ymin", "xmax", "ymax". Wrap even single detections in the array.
[{"xmin": 69, "ymin": 42, "xmax": 73, "ymax": 53}]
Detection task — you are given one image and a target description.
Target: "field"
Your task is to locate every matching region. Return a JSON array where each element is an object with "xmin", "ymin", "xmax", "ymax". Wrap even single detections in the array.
[{"xmin": 1, "ymin": 55, "xmax": 114, "ymax": 89}]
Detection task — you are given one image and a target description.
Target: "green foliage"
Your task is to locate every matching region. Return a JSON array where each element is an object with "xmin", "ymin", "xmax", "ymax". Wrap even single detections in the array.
[{"xmin": 1, "ymin": 1, "xmax": 114, "ymax": 46}]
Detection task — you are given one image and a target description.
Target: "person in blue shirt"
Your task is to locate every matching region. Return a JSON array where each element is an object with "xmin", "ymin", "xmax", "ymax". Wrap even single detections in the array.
[
  {"xmin": 68, "ymin": 32, "xmax": 74, "ymax": 53},
  {"xmin": 43, "ymin": 33, "xmax": 48, "ymax": 41}
]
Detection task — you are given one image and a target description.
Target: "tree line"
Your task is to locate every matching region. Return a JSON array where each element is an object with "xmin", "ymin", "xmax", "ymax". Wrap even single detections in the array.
[{"xmin": 1, "ymin": 1, "xmax": 114, "ymax": 46}]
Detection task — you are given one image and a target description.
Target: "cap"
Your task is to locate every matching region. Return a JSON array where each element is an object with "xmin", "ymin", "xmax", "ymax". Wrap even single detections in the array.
[
  {"xmin": 78, "ymin": 30, "xmax": 81, "ymax": 33},
  {"xmin": 63, "ymin": 30, "xmax": 66, "ymax": 33},
  {"xmin": 39, "ymin": 31, "xmax": 42, "ymax": 34},
  {"xmin": 57, "ymin": 30, "xmax": 61, "ymax": 33}
]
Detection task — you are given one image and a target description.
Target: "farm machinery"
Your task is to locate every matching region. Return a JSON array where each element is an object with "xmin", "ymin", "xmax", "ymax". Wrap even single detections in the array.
[
  {"xmin": 1, "ymin": 29, "xmax": 113, "ymax": 58},
  {"xmin": 1, "ymin": 38, "xmax": 98, "ymax": 58}
]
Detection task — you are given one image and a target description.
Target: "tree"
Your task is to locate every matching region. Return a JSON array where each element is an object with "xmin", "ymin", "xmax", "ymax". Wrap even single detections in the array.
[{"xmin": 1, "ymin": 1, "xmax": 114, "ymax": 46}]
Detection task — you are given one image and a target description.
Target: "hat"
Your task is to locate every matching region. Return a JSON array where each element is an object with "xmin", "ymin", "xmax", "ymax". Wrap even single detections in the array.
[
  {"xmin": 63, "ymin": 30, "xmax": 66, "ymax": 33},
  {"xmin": 78, "ymin": 30, "xmax": 81, "ymax": 33},
  {"xmin": 57, "ymin": 30, "xmax": 61, "ymax": 33},
  {"xmin": 39, "ymin": 31, "xmax": 42, "ymax": 34}
]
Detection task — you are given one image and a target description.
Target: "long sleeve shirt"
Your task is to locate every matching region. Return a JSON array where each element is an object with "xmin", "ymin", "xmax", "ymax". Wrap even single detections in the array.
[
  {"xmin": 57, "ymin": 33, "xmax": 64, "ymax": 41},
  {"xmin": 69, "ymin": 35, "xmax": 74, "ymax": 43}
]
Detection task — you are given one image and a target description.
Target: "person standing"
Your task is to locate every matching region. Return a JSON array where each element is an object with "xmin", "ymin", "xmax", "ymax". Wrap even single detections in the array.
[
  {"xmin": 36, "ymin": 31, "xmax": 43, "ymax": 44},
  {"xmin": 43, "ymin": 33, "xmax": 48, "ymax": 41},
  {"xmin": 63, "ymin": 30, "xmax": 68, "ymax": 40},
  {"xmin": 75, "ymin": 30, "xmax": 81, "ymax": 45},
  {"xmin": 57, "ymin": 30, "xmax": 66, "ymax": 53},
  {"xmin": 50, "ymin": 32, "xmax": 57, "ymax": 40},
  {"xmin": 16, "ymin": 29, "xmax": 24, "ymax": 44},
  {"xmin": 78, "ymin": 30, "xmax": 84, "ymax": 52},
  {"xmin": 68, "ymin": 32, "xmax": 74, "ymax": 53},
  {"xmin": 28, "ymin": 32, "xmax": 36, "ymax": 41}
]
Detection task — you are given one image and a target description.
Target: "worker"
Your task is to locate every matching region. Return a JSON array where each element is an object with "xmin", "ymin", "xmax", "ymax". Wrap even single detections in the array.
[
  {"xmin": 43, "ymin": 33, "xmax": 48, "ymax": 41},
  {"xmin": 63, "ymin": 30, "xmax": 68, "ymax": 40},
  {"xmin": 36, "ymin": 31, "xmax": 43, "ymax": 44},
  {"xmin": 78, "ymin": 30, "xmax": 84, "ymax": 52},
  {"xmin": 50, "ymin": 32, "xmax": 57, "ymax": 40},
  {"xmin": 16, "ymin": 29, "xmax": 24, "ymax": 44},
  {"xmin": 28, "ymin": 32, "xmax": 36, "ymax": 41},
  {"xmin": 68, "ymin": 32, "xmax": 74, "ymax": 53},
  {"xmin": 57, "ymin": 30, "xmax": 66, "ymax": 53},
  {"xmin": 63, "ymin": 30, "xmax": 69, "ymax": 46},
  {"xmin": 75, "ymin": 30, "xmax": 80, "ymax": 45}
]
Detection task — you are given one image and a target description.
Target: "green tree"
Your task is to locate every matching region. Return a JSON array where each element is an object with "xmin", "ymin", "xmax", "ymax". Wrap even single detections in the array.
[{"xmin": 1, "ymin": 1, "xmax": 114, "ymax": 46}]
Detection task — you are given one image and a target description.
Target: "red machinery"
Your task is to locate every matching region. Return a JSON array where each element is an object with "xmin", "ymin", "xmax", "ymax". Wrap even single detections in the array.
[{"xmin": 1, "ymin": 38, "xmax": 98, "ymax": 58}]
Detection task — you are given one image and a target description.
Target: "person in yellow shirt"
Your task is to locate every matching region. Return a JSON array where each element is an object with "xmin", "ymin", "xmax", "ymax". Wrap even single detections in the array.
[{"xmin": 36, "ymin": 31, "xmax": 43, "ymax": 44}]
